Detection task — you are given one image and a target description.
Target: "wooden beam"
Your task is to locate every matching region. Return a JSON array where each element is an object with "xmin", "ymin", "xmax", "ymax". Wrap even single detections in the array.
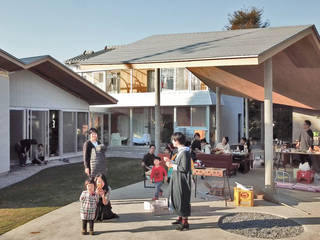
[{"xmin": 78, "ymin": 57, "xmax": 259, "ymax": 71}]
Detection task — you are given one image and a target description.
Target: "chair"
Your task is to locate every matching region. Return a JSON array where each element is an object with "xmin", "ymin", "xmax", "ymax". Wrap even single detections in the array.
[{"xmin": 111, "ymin": 133, "xmax": 121, "ymax": 146}]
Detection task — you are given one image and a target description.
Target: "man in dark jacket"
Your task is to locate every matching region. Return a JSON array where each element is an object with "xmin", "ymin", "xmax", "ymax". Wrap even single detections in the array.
[
  {"xmin": 141, "ymin": 144, "xmax": 156, "ymax": 175},
  {"xmin": 296, "ymin": 120, "xmax": 314, "ymax": 166},
  {"xmin": 15, "ymin": 139, "xmax": 37, "ymax": 167}
]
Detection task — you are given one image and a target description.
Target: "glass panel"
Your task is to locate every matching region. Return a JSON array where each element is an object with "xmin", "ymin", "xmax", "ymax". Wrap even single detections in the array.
[
  {"xmin": 106, "ymin": 70, "xmax": 120, "ymax": 93},
  {"xmin": 93, "ymin": 72, "xmax": 105, "ymax": 90},
  {"xmin": 111, "ymin": 108, "xmax": 130, "ymax": 146},
  {"xmin": 161, "ymin": 68, "xmax": 174, "ymax": 91},
  {"xmin": 177, "ymin": 107, "xmax": 191, "ymax": 126},
  {"xmin": 90, "ymin": 113, "xmax": 103, "ymax": 142},
  {"xmin": 77, "ymin": 112, "xmax": 88, "ymax": 151},
  {"xmin": 83, "ymin": 72, "xmax": 94, "ymax": 83},
  {"xmin": 161, "ymin": 107, "xmax": 174, "ymax": 143},
  {"xmin": 31, "ymin": 111, "xmax": 48, "ymax": 159},
  {"xmin": 190, "ymin": 71, "xmax": 207, "ymax": 91},
  {"xmin": 147, "ymin": 70, "xmax": 155, "ymax": 92},
  {"xmin": 120, "ymin": 70, "xmax": 131, "ymax": 93},
  {"xmin": 132, "ymin": 70, "xmax": 147, "ymax": 93},
  {"xmin": 63, "ymin": 112, "xmax": 76, "ymax": 154},
  {"xmin": 133, "ymin": 108, "xmax": 146, "ymax": 138},
  {"xmin": 191, "ymin": 107, "xmax": 206, "ymax": 127},
  {"xmin": 49, "ymin": 110, "xmax": 59, "ymax": 157},
  {"xmin": 103, "ymin": 114, "xmax": 109, "ymax": 146},
  {"xmin": 176, "ymin": 68, "xmax": 188, "ymax": 90},
  {"xmin": 10, "ymin": 110, "xmax": 24, "ymax": 165}
]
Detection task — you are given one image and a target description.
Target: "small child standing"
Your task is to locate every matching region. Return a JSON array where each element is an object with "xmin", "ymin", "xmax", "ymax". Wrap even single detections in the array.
[
  {"xmin": 150, "ymin": 157, "xmax": 167, "ymax": 200},
  {"xmin": 80, "ymin": 179, "xmax": 99, "ymax": 235}
]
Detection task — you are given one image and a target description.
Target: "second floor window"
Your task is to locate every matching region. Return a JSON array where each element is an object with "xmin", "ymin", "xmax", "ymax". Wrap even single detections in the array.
[{"xmin": 161, "ymin": 68, "xmax": 174, "ymax": 91}]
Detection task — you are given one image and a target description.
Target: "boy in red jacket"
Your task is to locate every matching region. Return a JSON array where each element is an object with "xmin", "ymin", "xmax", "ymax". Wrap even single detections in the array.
[{"xmin": 150, "ymin": 157, "xmax": 167, "ymax": 200}]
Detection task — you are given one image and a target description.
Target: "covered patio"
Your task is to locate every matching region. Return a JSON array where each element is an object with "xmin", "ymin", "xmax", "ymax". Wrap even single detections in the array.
[{"xmin": 79, "ymin": 24, "xmax": 320, "ymax": 188}]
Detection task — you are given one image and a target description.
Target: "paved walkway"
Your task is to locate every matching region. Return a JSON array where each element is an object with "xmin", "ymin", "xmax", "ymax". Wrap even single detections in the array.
[{"xmin": 1, "ymin": 172, "xmax": 320, "ymax": 240}]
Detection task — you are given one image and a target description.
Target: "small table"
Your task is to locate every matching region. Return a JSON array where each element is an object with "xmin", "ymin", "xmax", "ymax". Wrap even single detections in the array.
[{"xmin": 193, "ymin": 167, "xmax": 232, "ymax": 206}]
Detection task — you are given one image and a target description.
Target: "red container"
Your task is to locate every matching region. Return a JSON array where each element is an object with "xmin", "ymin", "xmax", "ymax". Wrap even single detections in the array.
[{"xmin": 297, "ymin": 170, "xmax": 315, "ymax": 184}]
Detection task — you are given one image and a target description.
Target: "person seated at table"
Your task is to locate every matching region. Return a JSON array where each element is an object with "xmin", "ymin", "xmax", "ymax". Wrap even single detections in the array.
[
  {"xmin": 191, "ymin": 133, "xmax": 201, "ymax": 153},
  {"xmin": 239, "ymin": 137, "xmax": 250, "ymax": 153},
  {"xmin": 141, "ymin": 144, "xmax": 156, "ymax": 176},
  {"xmin": 214, "ymin": 137, "xmax": 231, "ymax": 154},
  {"xmin": 200, "ymin": 138, "xmax": 211, "ymax": 154}
]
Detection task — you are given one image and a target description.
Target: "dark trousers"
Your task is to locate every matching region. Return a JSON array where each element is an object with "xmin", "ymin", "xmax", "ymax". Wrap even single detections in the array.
[{"xmin": 82, "ymin": 220, "xmax": 94, "ymax": 231}]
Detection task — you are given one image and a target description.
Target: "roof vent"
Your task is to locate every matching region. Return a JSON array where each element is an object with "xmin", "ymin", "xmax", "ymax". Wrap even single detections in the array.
[{"xmin": 83, "ymin": 50, "xmax": 94, "ymax": 55}]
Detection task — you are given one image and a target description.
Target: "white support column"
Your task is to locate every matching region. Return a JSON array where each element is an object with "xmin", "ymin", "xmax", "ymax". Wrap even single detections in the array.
[
  {"xmin": 173, "ymin": 107, "xmax": 177, "ymax": 131},
  {"xmin": 129, "ymin": 108, "xmax": 133, "ymax": 146},
  {"xmin": 264, "ymin": 58, "xmax": 274, "ymax": 189},
  {"xmin": 215, "ymin": 87, "xmax": 221, "ymax": 143},
  {"xmin": 59, "ymin": 111, "xmax": 64, "ymax": 157},
  {"xmin": 245, "ymin": 98, "xmax": 249, "ymax": 139},
  {"xmin": 155, "ymin": 68, "xmax": 161, "ymax": 155},
  {"xmin": 206, "ymin": 106, "xmax": 210, "ymax": 142},
  {"xmin": 108, "ymin": 113, "xmax": 111, "ymax": 146}
]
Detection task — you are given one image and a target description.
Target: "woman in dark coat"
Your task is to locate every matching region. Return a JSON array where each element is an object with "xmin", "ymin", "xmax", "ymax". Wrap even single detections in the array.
[
  {"xmin": 166, "ymin": 132, "xmax": 192, "ymax": 231},
  {"xmin": 83, "ymin": 128, "xmax": 107, "ymax": 177}
]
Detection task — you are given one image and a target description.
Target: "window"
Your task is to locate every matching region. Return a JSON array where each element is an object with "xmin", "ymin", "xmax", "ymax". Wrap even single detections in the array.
[
  {"xmin": 77, "ymin": 112, "xmax": 88, "ymax": 151},
  {"xmin": 106, "ymin": 70, "xmax": 120, "ymax": 93},
  {"xmin": 190, "ymin": 71, "xmax": 207, "ymax": 91},
  {"xmin": 161, "ymin": 107, "xmax": 174, "ymax": 143},
  {"xmin": 93, "ymin": 72, "xmax": 105, "ymax": 90},
  {"xmin": 191, "ymin": 107, "xmax": 206, "ymax": 127},
  {"xmin": 147, "ymin": 70, "xmax": 155, "ymax": 92},
  {"xmin": 161, "ymin": 68, "xmax": 174, "ymax": 91},
  {"xmin": 132, "ymin": 70, "xmax": 148, "ymax": 93},
  {"xmin": 176, "ymin": 68, "xmax": 188, "ymax": 90},
  {"xmin": 177, "ymin": 107, "xmax": 191, "ymax": 126},
  {"xmin": 63, "ymin": 112, "xmax": 76, "ymax": 153},
  {"xmin": 119, "ymin": 70, "xmax": 131, "ymax": 93},
  {"xmin": 82, "ymin": 72, "xmax": 93, "ymax": 83}
]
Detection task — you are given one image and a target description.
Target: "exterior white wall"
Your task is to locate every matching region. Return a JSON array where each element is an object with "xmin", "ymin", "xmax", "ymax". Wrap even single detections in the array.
[
  {"xmin": 292, "ymin": 109, "xmax": 320, "ymax": 143},
  {"xmin": 9, "ymin": 70, "xmax": 89, "ymax": 110},
  {"xmin": 221, "ymin": 95, "xmax": 244, "ymax": 145},
  {"xmin": 93, "ymin": 91, "xmax": 222, "ymax": 108},
  {"xmin": 0, "ymin": 74, "xmax": 10, "ymax": 174}
]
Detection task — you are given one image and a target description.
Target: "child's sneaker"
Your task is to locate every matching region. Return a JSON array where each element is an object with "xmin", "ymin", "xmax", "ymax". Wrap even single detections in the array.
[{"xmin": 152, "ymin": 197, "xmax": 158, "ymax": 201}]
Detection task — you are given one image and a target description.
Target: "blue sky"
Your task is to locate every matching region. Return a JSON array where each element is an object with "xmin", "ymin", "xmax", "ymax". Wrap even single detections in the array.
[{"xmin": 1, "ymin": 0, "xmax": 319, "ymax": 62}]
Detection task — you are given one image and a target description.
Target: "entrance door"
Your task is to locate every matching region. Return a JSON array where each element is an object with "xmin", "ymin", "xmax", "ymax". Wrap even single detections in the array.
[
  {"xmin": 49, "ymin": 110, "xmax": 59, "ymax": 157},
  {"xmin": 30, "ymin": 110, "xmax": 49, "ymax": 159},
  {"xmin": 10, "ymin": 110, "xmax": 25, "ymax": 166}
]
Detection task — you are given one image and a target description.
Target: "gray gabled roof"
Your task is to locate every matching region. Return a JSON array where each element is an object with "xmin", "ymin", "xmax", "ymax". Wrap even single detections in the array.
[
  {"xmin": 65, "ymin": 46, "xmax": 122, "ymax": 65},
  {"xmin": 81, "ymin": 25, "xmax": 314, "ymax": 65}
]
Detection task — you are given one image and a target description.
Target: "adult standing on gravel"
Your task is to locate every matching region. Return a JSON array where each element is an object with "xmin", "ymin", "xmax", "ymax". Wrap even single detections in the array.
[
  {"xmin": 83, "ymin": 128, "xmax": 107, "ymax": 177},
  {"xmin": 165, "ymin": 132, "xmax": 192, "ymax": 231}
]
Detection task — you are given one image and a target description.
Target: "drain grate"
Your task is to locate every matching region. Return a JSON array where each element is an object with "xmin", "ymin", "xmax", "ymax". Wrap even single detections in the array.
[{"xmin": 218, "ymin": 212, "xmax": 304, "ymax": 239}]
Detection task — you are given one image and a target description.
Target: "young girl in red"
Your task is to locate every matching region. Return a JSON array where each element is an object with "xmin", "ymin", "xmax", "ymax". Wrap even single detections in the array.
[{"xmin": 150, "ymin": 157, "xmax": 167, "ymax": 200}]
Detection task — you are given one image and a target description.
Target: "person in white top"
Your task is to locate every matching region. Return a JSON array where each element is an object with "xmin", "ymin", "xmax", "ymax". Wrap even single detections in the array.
[
  {"xmin": 214, "ymin": 136, "xmax": 231, "ymax": 153},
  {"xmin": 200, "ymin": 138, "xmax": 212, "ymax": 154}
]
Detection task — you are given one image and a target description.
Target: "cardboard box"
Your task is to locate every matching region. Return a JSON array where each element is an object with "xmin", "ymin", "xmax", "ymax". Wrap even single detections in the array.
[{"xmin": 144, "ymin": 198, "xmax": 170, "ymax": 215}]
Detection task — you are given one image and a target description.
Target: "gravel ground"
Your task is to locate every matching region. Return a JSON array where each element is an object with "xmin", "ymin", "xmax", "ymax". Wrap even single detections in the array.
[{"xmin": 218, "ymin": 212, "xmax": 304, "ymax": 239}]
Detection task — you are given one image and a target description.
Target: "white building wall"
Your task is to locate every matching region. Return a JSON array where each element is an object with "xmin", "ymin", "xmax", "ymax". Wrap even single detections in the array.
[
  {"xmin": 9, "ymin": 70, "xmax": 89, "ymax": 110},
  {"xmin": 0, "ymin": 74, "xmax": 10, "ymax": 174},
  {"xmin": 221, "ymin": 95, "xmax": 244, "ymax": 145}
]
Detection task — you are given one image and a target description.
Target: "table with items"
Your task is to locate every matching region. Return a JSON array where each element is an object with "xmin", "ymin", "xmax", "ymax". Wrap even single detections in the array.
[{"xmin": 193, "ymin": 167, "xmax": 232, "ymax": 206}]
